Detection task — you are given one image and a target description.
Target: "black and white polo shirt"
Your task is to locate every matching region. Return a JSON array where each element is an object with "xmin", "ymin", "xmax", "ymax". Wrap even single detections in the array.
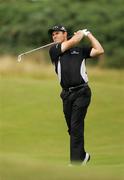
[{"xmin": 49, "ymin": 43, "xmax": 92, "ymax": 89}]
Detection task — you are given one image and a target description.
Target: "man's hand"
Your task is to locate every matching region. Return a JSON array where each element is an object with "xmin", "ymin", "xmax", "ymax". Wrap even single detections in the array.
[
  {"xmin": 74, "ymin": 30, "xmax": 84, "ymax": 39},
  {"xmin": 82, "ymin": 29, "xmax": 90, "ymax": 36}
]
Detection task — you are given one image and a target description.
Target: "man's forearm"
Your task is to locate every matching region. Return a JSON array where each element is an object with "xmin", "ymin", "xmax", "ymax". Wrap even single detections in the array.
[
  {"xmin": 84, "ymin": 31, "xmax": 104, "ymax": 57},
  {"xmin": 88, "ymin": 33, "xmax": 104, "ymax": 52},
  {"xmin": 61, "ymin": 30, "xmax": 84, "ymax": 52}
]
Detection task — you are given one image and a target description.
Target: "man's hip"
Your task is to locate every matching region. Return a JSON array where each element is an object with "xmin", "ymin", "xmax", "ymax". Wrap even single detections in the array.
[{"xmin": 60, "ymin": 83, "xmax": 91, "ymax": 102}]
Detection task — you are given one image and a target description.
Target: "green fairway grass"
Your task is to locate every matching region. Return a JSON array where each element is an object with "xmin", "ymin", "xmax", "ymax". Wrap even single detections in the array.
[{"xmin": 0, "ymin": 68, "xmax": 124, "ymax": 180}]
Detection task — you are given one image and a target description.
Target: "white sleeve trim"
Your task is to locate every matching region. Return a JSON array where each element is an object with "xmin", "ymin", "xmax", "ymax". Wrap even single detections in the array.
[
  {"xmin": 57, "ymin": 60, "xmax": 61, "ymax": 82},
  {"xmin": 80, "ymin": 59, "xmax": 88, "ymax": 83}
]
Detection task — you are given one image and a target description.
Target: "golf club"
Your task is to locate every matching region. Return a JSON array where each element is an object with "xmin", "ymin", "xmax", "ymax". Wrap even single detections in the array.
[{"xmin": 17, "ymin": 42, "xmax": 55, "ymax": 62}]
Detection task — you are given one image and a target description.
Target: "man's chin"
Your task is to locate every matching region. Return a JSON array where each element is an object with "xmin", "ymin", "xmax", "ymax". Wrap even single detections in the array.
[{"xmin": 54, "ymin": 40, "xmax": 62, "ymax": 43}]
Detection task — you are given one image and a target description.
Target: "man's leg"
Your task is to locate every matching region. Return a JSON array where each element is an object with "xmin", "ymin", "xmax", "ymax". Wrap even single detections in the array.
[
  {"xmin": 60, "ymin": 90, "xmax": 72, "ymax": 134},
  {"xmin": 70, "ymin": 87, "xmax": 91, "ymax": 164},
  {"xmin": 70, "ymin": 104, "xmax": 88, "ymax": 164}
]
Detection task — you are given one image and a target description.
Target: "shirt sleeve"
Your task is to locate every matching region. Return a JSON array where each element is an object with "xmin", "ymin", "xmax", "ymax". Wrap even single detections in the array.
[
  {"xmin": 82, "ymin": 46, "xmax": 92, "ymax": 59},
  {"xmin": 49, "ymin": 43, "xmax": 62, "ymax": 64}
]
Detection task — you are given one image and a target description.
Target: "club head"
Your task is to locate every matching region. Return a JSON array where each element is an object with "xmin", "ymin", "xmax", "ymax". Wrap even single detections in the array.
[{"xmin": 17, "ymin": 55, "xmax": 22, "ymax": 62}]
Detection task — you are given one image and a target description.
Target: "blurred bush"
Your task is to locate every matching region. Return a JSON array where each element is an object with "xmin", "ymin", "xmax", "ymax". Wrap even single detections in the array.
[{"xmin": 0, "ymin": 0, "xmax": 124, "ymax": 68}]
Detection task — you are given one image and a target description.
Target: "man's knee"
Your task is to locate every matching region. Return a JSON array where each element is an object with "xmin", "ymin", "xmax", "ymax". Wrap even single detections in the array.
[{"xmin": 70, "ymin": 128, "xmax": 82, "ymax": 138}]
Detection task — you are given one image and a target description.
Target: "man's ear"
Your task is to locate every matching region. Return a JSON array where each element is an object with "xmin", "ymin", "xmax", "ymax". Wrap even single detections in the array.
[{"xmin": 64, "ymin": 31, "xmax": 68, "ymax": 39}]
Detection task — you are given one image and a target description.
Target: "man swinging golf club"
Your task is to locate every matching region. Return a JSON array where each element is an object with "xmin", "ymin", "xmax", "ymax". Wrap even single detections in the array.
[{"xmin": 48, "ymin": 25, "xmax": 104, "ymax": 166}]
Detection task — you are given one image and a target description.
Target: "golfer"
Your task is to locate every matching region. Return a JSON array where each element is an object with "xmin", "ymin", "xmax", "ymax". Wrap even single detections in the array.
[{"xmin": 48, "ymin": 25, "xmax": 104, "ymax": 165}]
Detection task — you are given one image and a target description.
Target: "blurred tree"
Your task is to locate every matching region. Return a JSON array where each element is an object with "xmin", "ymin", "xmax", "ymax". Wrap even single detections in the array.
[{"xmin": 0, "ymin": 0, "xmax": 124, "ymax": 68}]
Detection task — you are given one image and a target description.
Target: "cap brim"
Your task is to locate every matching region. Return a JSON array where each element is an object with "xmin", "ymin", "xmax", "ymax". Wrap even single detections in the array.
[{"xmin": 48, "ymin": 29, "xmax": 67, "ymax": 35}]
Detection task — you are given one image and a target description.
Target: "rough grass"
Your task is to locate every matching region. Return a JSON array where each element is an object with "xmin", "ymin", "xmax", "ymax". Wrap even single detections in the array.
[
  {"xmin": 0, "ymin": 57, "xmax": 124, "ymax": 180},
  {"xmin": 0, "ymin": 54, "xmax": 55, "ymax": 79}
]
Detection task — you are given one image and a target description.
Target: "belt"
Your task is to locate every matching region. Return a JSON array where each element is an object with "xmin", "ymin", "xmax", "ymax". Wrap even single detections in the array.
[{"xmin": 63, "ymin": 83, "xmax": 88, "ymax": 92}]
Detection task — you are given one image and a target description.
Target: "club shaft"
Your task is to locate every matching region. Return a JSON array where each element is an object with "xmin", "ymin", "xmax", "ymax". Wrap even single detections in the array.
[{"xmin": 19, "ymin": 42, "xmax": 55, "ymax": 57}]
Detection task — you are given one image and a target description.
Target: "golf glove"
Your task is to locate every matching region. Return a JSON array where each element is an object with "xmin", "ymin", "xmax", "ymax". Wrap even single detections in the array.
[{"xmin": 82, "ymin": 29, "xmax": 90, "ymax": 36}]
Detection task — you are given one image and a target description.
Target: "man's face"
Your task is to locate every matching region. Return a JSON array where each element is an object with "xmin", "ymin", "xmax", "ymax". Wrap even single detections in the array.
[{"xmin": 52, "ymin": 31, "xmax": 67, "ymax": 43}]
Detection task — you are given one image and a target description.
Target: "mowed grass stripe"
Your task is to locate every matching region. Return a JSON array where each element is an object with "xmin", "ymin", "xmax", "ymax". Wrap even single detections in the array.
[{"xmin": 0, "ymin": 69, "xmax": 124, "ymax": 180}]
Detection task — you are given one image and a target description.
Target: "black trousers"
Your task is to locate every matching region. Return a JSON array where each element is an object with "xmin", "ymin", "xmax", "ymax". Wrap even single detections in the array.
[{"xmin": 60, "ymin": 85, "xmax": 91, "ymax": 164}]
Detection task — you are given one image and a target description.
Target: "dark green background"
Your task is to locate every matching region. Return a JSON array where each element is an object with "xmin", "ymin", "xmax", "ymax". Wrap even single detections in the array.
[{"xmin": 0, "ymin": 0, "xmax": 124, "ymax": 68}]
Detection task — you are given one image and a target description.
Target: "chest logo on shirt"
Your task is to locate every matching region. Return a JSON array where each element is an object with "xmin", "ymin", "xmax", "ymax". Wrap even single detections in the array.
[{"xmin": 70, "ymin": 50, "xmax": 79, "ymax": 55}]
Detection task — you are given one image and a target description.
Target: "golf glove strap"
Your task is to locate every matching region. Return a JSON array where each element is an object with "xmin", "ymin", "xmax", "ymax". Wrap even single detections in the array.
[{"xmin": 82, "ymin": 29, "xmax": 90, "ymax": 36}]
